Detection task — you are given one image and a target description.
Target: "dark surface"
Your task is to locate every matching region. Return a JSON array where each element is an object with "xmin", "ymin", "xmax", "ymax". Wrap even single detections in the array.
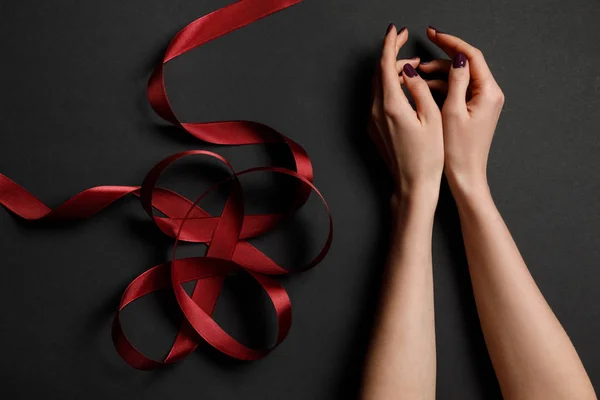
[{"xmin": 1, "ymin": 0, "xmax": 599, "ymax": 399}]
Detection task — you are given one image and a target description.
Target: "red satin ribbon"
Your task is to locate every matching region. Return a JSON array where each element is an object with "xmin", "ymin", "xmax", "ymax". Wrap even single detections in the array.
[{"xmin": 0, "ymin": 0, "xmax": 332, "ymax": 369}]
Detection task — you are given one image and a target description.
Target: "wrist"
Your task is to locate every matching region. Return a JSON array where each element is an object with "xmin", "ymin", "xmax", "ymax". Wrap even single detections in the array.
[
  {"xmin": 446, "ymin": 169, "xmax": 489, "ymax": 201},
  {"xmin": 447, "ymin": 175, "xmax": 494, "ymax": 212},
  {"xmin": 392, "ymin": 183, "xmax": 440, "ymax": 217}
]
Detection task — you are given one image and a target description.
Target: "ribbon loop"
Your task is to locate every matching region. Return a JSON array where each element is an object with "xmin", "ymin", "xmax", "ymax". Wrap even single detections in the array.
[{"xmin": 0, "ymin": 0, "xmax": 331, "ymax": 369}]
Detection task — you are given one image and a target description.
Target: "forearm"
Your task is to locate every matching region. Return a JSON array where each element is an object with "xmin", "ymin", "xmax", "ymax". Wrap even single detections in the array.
[
  {"xmin": 361, "ymin": 190, "xmax": 437, "ymax": 400},
  {"xmin": 454, "ymin": 182, "xmax": 596, "ymax": 400}
]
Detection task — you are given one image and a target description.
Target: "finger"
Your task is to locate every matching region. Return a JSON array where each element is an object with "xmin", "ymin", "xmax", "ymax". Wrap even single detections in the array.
[
  {"xmin": 418, "ymin": 59, "xmax": 451, "ymax": 74},
  {"xmin": 445, "ymin": 53, "xmax": 470, "ymax": 113},
  {"xmin": 395, "ymin": 26, "xmax": 407, "ymax": 54},
  {"xmin": 426, "ymin": 26, "xmax": 494, "ymax": 84},
  {"xmin": 401, "ymin": 63, "xmax": 439, "ymax": 122},
  {"xmin": 381, "ymin": 23, "xmax": 412, "ymax": 112},
  {"xmin": 395, "ymin": 57, "xmax": 420, "ymax": 74},
  {"xmin": 426, "ymin": 79, "xmax": 448, "ymax": 94},
  {"xmin": 370, "ymin": 68, "xmax": 396, "ymax": 169},
  {"xmin": 381, "ymin": 24, "xmax": 403, "ymax": 100},
  {"xmin": 396, "ymin": 57, "xmax": 420, "ymax": 85},
  {"xmin": 370, "ymin": 70, "xmax": 389, "ymax": 155}
]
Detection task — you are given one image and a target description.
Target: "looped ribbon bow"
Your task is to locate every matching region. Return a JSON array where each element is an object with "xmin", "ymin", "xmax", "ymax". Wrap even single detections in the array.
[{"xmin": 0, "ymin": 0, "xmax": 332, "ymax": 370}]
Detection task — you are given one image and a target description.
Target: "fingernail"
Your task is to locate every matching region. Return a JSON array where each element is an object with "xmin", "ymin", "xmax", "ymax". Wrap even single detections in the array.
[
  {"xmin": 398, "ymin": 26, "xmax": 407, "ymax": 34},
  {"xmin": 420, "ymin": 60, "xmax": 431, "ymax": 65},
  {"xmin": 386, "ymin": 23, "xmax": 395, "ymax": 34},
  {"xmin": 453, "ymin": 52, "xmax": 467, "ymax": 68},
  {"xmin": 403, "ymin": 63, "xmax": 418, "ymax": 77},
  {"xmin": 428, "ymin": 25, "xmax": 444, "ymax": 34}
]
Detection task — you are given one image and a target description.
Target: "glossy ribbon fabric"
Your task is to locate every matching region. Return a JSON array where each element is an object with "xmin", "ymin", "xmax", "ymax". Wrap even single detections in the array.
[{"xmin": 0, "ymin": 0, "xmax": 332, "ymax": 369}]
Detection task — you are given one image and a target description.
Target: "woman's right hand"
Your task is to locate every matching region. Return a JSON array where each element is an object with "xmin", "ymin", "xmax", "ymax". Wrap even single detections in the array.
[{"xmin": 418, "ymin": 27, "xmax": 505, "ymax": 197}]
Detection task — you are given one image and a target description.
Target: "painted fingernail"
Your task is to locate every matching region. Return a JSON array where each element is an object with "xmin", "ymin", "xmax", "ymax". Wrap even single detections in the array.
[
  {"xmin": 398, "ymin": 26, "xmax": 407, "ymax": 34},
  {"xmin": 386, "ymin": 23, "xmax": 395, "ymax": 34},
  {"xmin": 403, "ymin": 63, "xmax": 418, "ymax": 77},
  {"xmin": 420, "ymin": 60, "xmax": 431, "ymax": 65},
  {"xmin": 428, "ymin": 25, "xmax": 444, "ymax": 33},
  {"xmin": 453, "ymin": 52, "xmax": 467, "ymax": 68}
]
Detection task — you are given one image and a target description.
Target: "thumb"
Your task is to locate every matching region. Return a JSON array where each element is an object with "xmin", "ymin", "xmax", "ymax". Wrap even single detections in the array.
[{"xmin": 445, "ymin": 52, "xmax": 470, "ymax": 114}]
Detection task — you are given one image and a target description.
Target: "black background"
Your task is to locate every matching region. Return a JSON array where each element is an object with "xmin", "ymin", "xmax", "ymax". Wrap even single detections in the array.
[{"xmin": 1, "ymin": 0, "xmax": 599, "ymax": 399}]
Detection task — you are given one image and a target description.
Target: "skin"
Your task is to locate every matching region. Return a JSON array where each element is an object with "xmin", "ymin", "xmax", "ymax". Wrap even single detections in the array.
[{"xmin": 360, "ymin": 25, "xmax": 597, "ymax": 400}]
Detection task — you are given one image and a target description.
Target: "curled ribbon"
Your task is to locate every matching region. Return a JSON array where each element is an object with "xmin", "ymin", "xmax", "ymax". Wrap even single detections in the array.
[{"xmin": 0, "ymin": 0, "xmax": 332, "ymax": 369}]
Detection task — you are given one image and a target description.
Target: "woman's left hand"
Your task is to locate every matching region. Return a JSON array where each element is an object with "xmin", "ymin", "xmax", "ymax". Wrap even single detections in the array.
[{"xmin": 369, "ymin": 25, "xmax": 444, "ymax": 205}]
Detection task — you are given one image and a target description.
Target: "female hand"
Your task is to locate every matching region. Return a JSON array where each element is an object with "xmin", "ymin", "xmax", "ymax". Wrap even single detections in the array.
[
  {"xmin": 369, "ymin": 25, "xmax": 444, "ymax": 205},
  {"xmin": 363, "ymin": 27, "xmax": 442, "ymax": 400},
  {"xmin": 418, "ymin": 27, "xmax": 505, "ymax": 197}
]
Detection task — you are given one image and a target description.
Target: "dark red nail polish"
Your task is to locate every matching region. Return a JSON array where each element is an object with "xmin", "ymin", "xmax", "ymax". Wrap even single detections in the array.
[
  {"xmin": 428, "ymin": 25, "xmax": 444, "ymax": 33},
  {"xmin": 403, "ymin": 63, "xmax": 418, "ymax": 77},
  {"xmin": 398, "ymin": 26, "xmax": 406, "ymax": 34},
  {"xmin": 453, "ymin": 53, "xmax": 467, "ymax": 68},
  {"xmin": 386, "ymin": 23, "xmax": 395, "ymax": 34}
]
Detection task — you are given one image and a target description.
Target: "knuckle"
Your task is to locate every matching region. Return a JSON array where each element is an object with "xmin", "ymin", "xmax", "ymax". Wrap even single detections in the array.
[
  {"xmin": 370, "ymin": 104, "xmax": 380, "ymax": 120},
  {"xmin": 496, "ymin": 89, "xmax": 506, "ymax": 105},
  {"xmin": 487, "ymin": 86, "xmax": 505, "ymax": 105},
  {"xmin": 451, "ymin": 71, "xmax": 469, "ymax": 83},
  {"xmin": 472, "ymin": 47, "xmax": 484, "ymax": 59},
  {"xmin": 442, "ymin": 104, "xmax": 464, "ymax": 118},
  {"xmin": 382, "ymin": 101, "xmax": 400, "ymax": 118},
  {"xmin": 425, "ymin": 110, "xmax": 443, "ymax": 124},
  {"xmin": 408, "ymin": 80, "xmax": 428, "ymax": 94}
]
